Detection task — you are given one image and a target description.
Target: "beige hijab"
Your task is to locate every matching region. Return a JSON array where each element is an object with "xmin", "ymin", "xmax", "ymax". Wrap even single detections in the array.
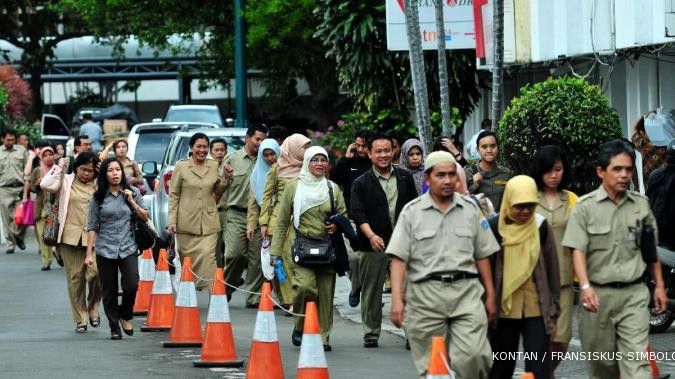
[{"xmin": 278, "ymin": 133, "xmax": 311, "ymax": 179}]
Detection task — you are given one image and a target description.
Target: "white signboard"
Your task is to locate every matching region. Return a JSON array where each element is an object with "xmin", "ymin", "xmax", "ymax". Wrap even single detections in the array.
[{"xmin": 386, "ymin": 0, "xmax": 476, "ymax": 51}]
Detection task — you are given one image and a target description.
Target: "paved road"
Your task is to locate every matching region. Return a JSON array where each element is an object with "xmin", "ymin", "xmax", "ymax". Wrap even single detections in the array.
[
  {"xmin": 2, "ymin": 231, "xmax": 675, "ymax": 378},
  {"xmin": 0, "ymin": 231, "xmax": 415, "ymax": 379}
]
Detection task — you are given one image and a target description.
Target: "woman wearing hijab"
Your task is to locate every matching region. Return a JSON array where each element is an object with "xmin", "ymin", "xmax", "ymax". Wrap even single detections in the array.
[
  {"xmin": 399, "ymin": 138, "xmax": 426, "ymax": 195},
  {"xmin": 29, "ymin": 146, "xmax": 57, "ymax": 270},
  {"xmin": 271, "ymin": 146, "xmax": 347, "ymax": 352},
  {"xmin": 488, "ymin": 175, "xmax": 560, "ymax": 379},
  {"xmin": 246, "ymin": 139, "xmax": 281, "ymax": 240},
  {"xmin": 260, "ymin": 133, "xmax": 311, "ymax": 308}
]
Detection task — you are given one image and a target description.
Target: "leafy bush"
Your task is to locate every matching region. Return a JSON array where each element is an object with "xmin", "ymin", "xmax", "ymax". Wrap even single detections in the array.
[
  {"xmin": 0, "ymin": 66, "xmax": 32, "ymax": 122},
  {"xmin": 499, "ymin": 77, "xmax": 622, "ymax": 195},
  {"xmin": 0, "ymin": 84, "xmax": 8, "ymax": 129},
  {"xmin": 13, "ymin": 121, "xmax": 42, "ymax": 144}
]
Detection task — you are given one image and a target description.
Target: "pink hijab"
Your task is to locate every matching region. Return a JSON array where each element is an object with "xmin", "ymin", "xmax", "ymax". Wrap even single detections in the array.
[
  {"xmin": 40, "ymin": 146, "xmax": 55, "ymax": 175},
  {"xmin": 277, "ymin": 134, "xmax": 312, "ymax": 179}
]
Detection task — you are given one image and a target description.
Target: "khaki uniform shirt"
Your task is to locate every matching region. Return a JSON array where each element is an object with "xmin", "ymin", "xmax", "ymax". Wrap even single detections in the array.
[
  {"xmin": 247, "ymin": 189, "xmax": 261, "ymax": 231},
  {"xmin": 500, "ymin": 276, "xmax": 542, "ymax": 318},
  {"xmin": 62, "ymin": 179, "xmax": 95, "ymax": 246},
  {"xmin": 259, "ymin": 164, "xmax": 291, "ymax": 235},
  {"xmin": 168, "ymin": 159, "xmax": 227, "ymax": 235},
  {"xmin": 465, "ymin": 163, "xmax": 511, "ymax": 211},
  {"xmin": 537, "ymin": 190, "xmax": 577, "ymax": 287},
  {"xmin": 562, "ymin": 186, "xmax": 656, "ymax": 284},
  {"xmin": 374, "ymin": 166, "xmax": 398, "ymax": 228},
  {"xmin": 270, "ymin": 179, "xmax": 347, "ymax": 256},
  {"xmin": 221, "ymin": 147, "xmax": 256, "ymax": 210},
  {"xmin": 0, "ymin": 144, "xmax": 26, "ymax": 188},
  {"xmin": 386, "ymin": 193, "xmax": 500, "ymax": 283}
]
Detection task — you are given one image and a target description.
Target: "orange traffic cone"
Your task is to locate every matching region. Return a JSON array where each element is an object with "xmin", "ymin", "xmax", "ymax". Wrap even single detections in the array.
[
  {"xmin": 141, "ymin": 249, "xmax": 174, "ymax": 332},
  {"xmin": 133, "ymin": 249, "xmax": 155, "ymax": 316},
  {"xmin": 296, "ymin": 301, "xmax": 329, "ymax": 379},
  {"xmin": 245, "ymin": 282, "xmax": 284, "ymax": 379},
  {"xmin": 425, "ymin": 336, "xmax": 452, "ymax": 379},
  {"xmin": 520, "ymin": 373, "xmax": 534, "ymax": 379},
  {"xmin": 193, "ymin": 268, "xmax": 244, "ymax": 368},
  {"xmin": 163, "ymin": 257, "xmax": 202, "ymax": 347}
]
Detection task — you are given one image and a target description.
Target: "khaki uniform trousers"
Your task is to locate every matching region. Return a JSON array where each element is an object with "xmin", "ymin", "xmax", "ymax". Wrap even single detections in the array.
[
  {"xmin": 293, "ymin": 264, "xmax": 337, "ymax": 345},
  {"xmin": 554, "ymin": 285, "xmax": 574, "ymax": 344},
  {"xmin": 579, "ymin": 283, "xmax": 651, "ymax": 379},
  {"xmin": 175, "ymin": 232, "xmax": 218, "ymax": 291},
  {"xmin": 224, "ymin": 209, "xmax": 263, "ymax": 305},
  {"xmin": 359, "ymin": 250, "xmax": 388, "ymax": 340},
  {"xmin": 35, "ymin": 218, "xmax": 52, "ymax": 268},
  {"xmin": 407, "ymin": 279, "xmax": 491, "ymax": 379},
  {"xmin": 59, "ymin": 244, "xmax": 101, "ymax": 324},
  {"xmin": 271, "ymin": 232, "xmax": 295, "ymax": 305},
  {"xmin": 216, "ymin": 209, "xmax": 226, "ymax": 268},
  {"xmin": 0, "ymin": 186, "xmax": 25, "ymax": 249}
]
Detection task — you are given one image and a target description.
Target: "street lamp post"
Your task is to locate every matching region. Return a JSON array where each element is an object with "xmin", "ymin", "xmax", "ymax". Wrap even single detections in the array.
[{"xmin": 234, "ymin": 0, "xmax": 247, "ymax": 129}]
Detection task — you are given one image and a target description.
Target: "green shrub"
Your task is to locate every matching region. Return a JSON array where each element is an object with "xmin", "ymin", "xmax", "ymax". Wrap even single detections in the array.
[
  {"xmin": 498, "ymin": 77, "xmax": 622, "ymax": 195},
  {"xmin": 0, "ymin": 84, "xmax": 8, "ymax": 129}
]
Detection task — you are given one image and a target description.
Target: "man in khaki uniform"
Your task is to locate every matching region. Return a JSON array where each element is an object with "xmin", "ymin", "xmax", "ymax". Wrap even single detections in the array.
[
  {"xmin": 0, "ymin": 130, "xmax": 27, "ymax": 254},
  {"xmin": 562, "ymin": 139, "xmax": 667, "ymax": 379},
  {"xmin": 221, "ymin": 124, "xmax": 268, "ymax": 307},
  {"xmin": 210, "ymin": 138, "xmax": 228, "ymax": 267},
  {"xmin": 387, "ymin": 151, "xmax": 499, "ymax": 379}
]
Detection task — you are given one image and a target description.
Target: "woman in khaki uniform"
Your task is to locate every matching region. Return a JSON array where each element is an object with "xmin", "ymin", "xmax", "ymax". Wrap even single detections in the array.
[
  {"xmin": 531, "ymin": 146, "xmax": 578, "ymax": 377},
  {"xmin": 28, "ymin": 147, "xmax": 56, "ymax": 270},
  {"xmin": 168, "ymin": 133, "xmax": 226, "ymax": 290},
  {"xmin": 260, "ymin": 133, "xmax": 311, "ymax": 307},
  {"xmin": 271, "ymin": 146, "xmax": 347, "ymax": 352},
  {"xmin": 41, "ymin": 152, "xmax": 101, "ymax": 333}
]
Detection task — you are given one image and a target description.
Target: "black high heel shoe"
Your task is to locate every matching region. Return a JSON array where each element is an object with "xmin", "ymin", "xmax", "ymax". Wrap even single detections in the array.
[{"xmin": 121, "ymin": 320, "xmax": 134, "ymax": 336}]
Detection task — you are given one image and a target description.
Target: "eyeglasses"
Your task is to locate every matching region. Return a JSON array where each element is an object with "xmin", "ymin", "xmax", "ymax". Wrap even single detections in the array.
[
  {"xmin": 309, "ymin": 158, "xmax": 329, "ymax": 165},
  {"xmin": 78, "ymin": 167, "xmax": 95, "ymax": 174}
]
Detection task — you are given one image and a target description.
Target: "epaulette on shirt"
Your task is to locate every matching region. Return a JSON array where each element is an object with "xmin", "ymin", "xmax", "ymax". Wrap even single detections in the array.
[{"xmin": 575, "ymin": 191, "xmax": 595, "ymax": 204}]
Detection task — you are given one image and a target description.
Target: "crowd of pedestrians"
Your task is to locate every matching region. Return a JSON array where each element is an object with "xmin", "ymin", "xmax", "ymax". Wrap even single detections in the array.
[{"xmin": 1, "ymin": 109, "xmax": 674, "ymax": 379}]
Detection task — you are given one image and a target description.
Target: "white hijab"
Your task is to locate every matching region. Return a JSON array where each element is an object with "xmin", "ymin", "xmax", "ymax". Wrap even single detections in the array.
[{"xmin": 293, "ymin": 146, "xmax": 330, "ymax": 229}]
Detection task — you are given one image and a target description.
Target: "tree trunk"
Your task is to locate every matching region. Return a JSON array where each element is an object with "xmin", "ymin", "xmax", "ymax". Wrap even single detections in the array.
[
  {"xmin": 490, "ymin": 0, "xmax": 504, "ymax": 127},
  {"xmin": 25, "ymin": 56, "xmax": 45, "ymax": 122},
  {"xmin": 404, "ymin": 0, "xmax": 432, "ymax": 155},
  {"xmin": 434, "ymin": 0, "xmax": 453, "ymax": 138}
]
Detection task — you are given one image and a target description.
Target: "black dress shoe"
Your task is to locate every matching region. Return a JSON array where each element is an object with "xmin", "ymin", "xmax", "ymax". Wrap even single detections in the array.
[
  {"xmin": 246, "ymin": 303, "xmax": 259, "ymax": 309},
  {"xmin": 110, "ymin": 330, "xmax": 122, "ymax": 340},
  {"xmin": 6, "ymin": 249, "xmax": 14, "ymax": 254},
  {"xmin": 121, "ymin": 321, "xmax": 134, "ymax": 336},
  {"xmin": 405, "ymin": 339, "xmax": 410, "ymax": 350},
  {"xmin": 292, "ymin": 329, "xmax": 303, "ymax": 346},
  {"xmin": 16, "ymin": 238, "xmax": 25, "ymax": 250},
  {"xmin": 53, "ymin": 252, "xmax": 64, "ymax": 267},
  {"xmin": 41, "ymin": 266, "xmax": 50, "ymax": 271},
  {"xmin": 348, "ymin": 291, "xmax": 360, "ymax": 307},
  {"xmin": 323, "ymin": 344, "xmax": 332, "ymax": 352},
  {"xmin": 364, "ymin": 339, "xmax": 379, "ymax": 348}
]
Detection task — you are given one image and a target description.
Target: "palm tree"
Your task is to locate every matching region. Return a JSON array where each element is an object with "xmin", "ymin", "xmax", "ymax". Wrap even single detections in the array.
[
  {"xmin": 434, "ymin": 0, "xmax": 454, "ymax": 138},
  {"xmin": 491, "ymin": 0, "xmax": 504, "ymax": 126},
  {"xmin": 404, "ymin": 0, "xmax": 432, "ymax": 154}
]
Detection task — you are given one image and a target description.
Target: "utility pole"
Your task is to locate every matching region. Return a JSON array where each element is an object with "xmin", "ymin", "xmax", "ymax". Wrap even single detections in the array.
[
  {"xmin": 490, "ymin": 0, "xmax": 504, "ymax": 126},
  {"xmin": 434, "ymin": 0, "xmax": 453, "ymax": 138},
  {"xmin": 234, "ymin": 0, "xmax": 247, "ymax": 128}
]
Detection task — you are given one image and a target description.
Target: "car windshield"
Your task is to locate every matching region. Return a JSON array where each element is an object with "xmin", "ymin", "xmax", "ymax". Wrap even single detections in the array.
[
  {"xmin": 165, "ymin": 109, "xmax": 222, "ymax": 126},
  {"xmin": 134, "ymin": 130, "xmax": 176, "ymax": 164},
  {"xmin": 170, "ymin": 135, "xmax": 246, "ymax": 165}
]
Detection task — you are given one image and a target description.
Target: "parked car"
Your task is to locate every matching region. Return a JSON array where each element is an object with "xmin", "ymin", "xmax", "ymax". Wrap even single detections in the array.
[
  {"xmin": 163, "ymin": 104, "xmax": 224, "ymax": 127},
  {"xmin": 125, "ymin": 122, "xmax": 220, "ymax": 214},
  {"xmin": 142, "ymin": 127, "xmax": 247, "ymax": 245}
]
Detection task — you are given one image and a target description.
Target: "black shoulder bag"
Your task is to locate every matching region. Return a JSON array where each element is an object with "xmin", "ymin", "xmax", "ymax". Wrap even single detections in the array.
[
  {"xmin": 292, "ymin": 183, "xmax": 336, "ymax": 267},
  {"xmin": 125, "ymin": 194, "xmax": 158, "ymax": 251}
]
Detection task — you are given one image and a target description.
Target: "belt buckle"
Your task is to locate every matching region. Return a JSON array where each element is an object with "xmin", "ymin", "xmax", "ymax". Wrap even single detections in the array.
[{"xmin": 440, "ymin": 273, "xmax": 455, "ymax": 282}]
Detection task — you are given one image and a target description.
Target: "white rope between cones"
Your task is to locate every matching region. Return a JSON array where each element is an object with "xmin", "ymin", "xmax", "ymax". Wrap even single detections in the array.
[{"xmin": 266, "ymin": 294, "xmax": 305, "ymax": 317}]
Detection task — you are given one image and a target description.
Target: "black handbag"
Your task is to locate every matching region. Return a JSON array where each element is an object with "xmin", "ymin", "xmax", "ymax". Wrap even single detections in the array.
[
  {"xmin": 291, "ymin": 183, "xmax": 336, "ymax": 267},
  {"xmin": 125, "ymin": 196, "xmax": 158, "ymax": 251}
]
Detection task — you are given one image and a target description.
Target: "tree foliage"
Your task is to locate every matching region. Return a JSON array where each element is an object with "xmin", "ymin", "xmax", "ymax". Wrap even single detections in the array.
[
  {"xmin": 0, "ymin": 1, "xmax": 89, "ymax": 118},
  {"xmin": 314, "ymin": 0, "xmax": 482, "ymax": 125},
  {"xmin": 498, "ymin": 77, "xmax": 622, "ymax": 195},
  {"xmin": 0, "ymin": 84, "xmax": 9, "ymax": 128}
]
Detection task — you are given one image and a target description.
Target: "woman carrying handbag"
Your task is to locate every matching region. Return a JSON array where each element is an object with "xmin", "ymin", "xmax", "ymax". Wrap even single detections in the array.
[{"xmin": 85, "ymin": 158, "xmax": 149, "ymax": 340}]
